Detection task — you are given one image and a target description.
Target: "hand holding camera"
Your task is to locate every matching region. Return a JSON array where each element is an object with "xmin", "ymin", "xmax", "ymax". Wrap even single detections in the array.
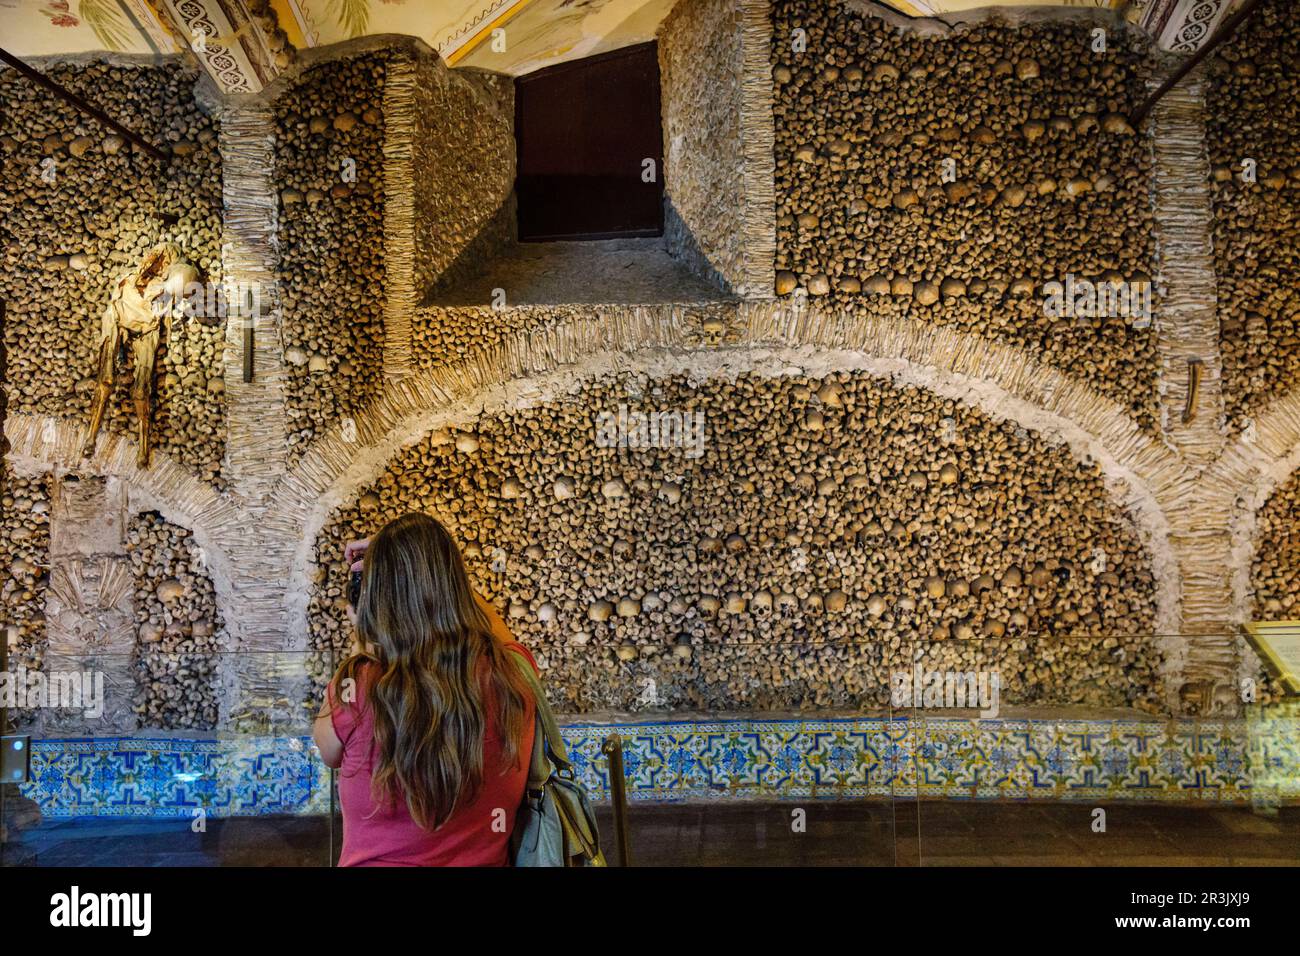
[{"xmin": 345, "ymin": 538, "xmax": 369, "ymax": 610}]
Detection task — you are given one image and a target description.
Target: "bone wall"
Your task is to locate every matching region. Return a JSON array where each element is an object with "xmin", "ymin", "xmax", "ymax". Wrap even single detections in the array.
[
  {"xmin": 1252, "ymin": 467, "xmax": 1300, "ymax": 620},
  {"xmin": 309, "ymin": 370, "xmax": 1160, "ymax": 713},
  {"xmin": 275, "ymin": 53, "xmax": 387, "ymax": 459},
  {"xmin": 770, "ymin": 2, "xmax": 1161, "ymax": 431},
  {"xmin": 127, "ymin": 511, "xmax": 224, "ymax": 730},
  {"xmin": 5, "ymin": 10, "xmax": 1300, "ymax": 734},
  {"xmin": 410, "ymin": 59, "xmax": 515, "ymax": 301},
  {"xmin": 659, "ymin": 0, "xmax": 752, "ymax": 294},
  {"xmin": 413, "ymin": 300, "xmax": 737, "ymax": 373},
  {"xmin": 1247, "ymin": 468, "xmax": 1300, "ymax": 703},
  {"xmin": 1206, "ymin": 0, "xmax": 1300, "ymax": 435},
  {"xmin": 0, "ymin": 60, "xmax": 226, "ymax": 484},
  {"xmin": 381, "ymin": 52, "xmax": 515, "ymax": 376},
  {"xmin": 0, "ymin": 473, "xmax": 52, "ymax": 724}
]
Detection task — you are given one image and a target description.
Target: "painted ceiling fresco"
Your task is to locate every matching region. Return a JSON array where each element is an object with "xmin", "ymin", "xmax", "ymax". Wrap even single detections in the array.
[
  {"xmin": 0, "ymin": 0, "xmax": 674, "ymax": 68},
  {"xmin": 0, "ymin": 0, "xmax": 1241, "ymax": 71},
  {"xmin": 0, "ymin": 0, "xmax": 180, "ymax": 55}
]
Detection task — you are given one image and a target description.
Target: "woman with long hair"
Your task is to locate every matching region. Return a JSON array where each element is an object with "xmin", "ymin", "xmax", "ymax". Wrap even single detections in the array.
[{"xmin": 313, "ymin": 512, "xmax": 535, "ymax": 866}]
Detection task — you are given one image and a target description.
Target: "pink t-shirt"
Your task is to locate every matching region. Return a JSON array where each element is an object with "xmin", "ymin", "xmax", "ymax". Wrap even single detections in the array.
[{"xmin": 328, "ymin": 643, "xmax": 536, "ymax": 867}]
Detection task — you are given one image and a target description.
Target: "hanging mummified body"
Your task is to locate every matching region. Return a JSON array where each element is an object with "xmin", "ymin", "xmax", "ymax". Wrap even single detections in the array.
[{"xmin": 81, "ymin": 243, "xmax": 198, "ymax": 468}]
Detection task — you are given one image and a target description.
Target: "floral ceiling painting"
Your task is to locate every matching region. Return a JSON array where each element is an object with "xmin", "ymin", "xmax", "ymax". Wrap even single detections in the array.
[
  {"xmin": 0, "ymin": 0, "xmax": 528, "ymax": 60},
  {"xmin": 295, "ymin": 0, "xmax": 676, "ymax": 74},
  {"xmin": 40, "ymin": 0, "xmax": 80, "ymax": 30},
  {"xmin": 0, "ymin": 0, "xmax": 179, "ymax": 54},
  {"xmin": 0, "ymin": 0, "xmax": 1247, "ymax": 72}
]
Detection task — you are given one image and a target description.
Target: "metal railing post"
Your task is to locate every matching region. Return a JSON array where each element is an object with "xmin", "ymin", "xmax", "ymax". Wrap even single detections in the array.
[{"xmin": 601, "ymin": 735, "xmax": 631, "ymax": 866}]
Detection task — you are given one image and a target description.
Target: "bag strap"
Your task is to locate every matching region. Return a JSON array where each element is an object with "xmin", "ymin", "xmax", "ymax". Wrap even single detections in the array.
[{"xmin": 507, "ymin": 650, "xmax": 573, "ymax": 776}]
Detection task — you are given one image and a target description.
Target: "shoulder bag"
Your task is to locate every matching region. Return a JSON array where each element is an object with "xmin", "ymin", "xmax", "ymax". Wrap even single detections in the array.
[{"xmin": 507, "ymin": 653, "xmax": 605, "ymax": 867}]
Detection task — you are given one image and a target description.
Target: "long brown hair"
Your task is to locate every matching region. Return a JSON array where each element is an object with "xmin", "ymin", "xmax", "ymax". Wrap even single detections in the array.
[{"xmin": 334, "ymin": 512, "xmax": 531, "ymax": 829}]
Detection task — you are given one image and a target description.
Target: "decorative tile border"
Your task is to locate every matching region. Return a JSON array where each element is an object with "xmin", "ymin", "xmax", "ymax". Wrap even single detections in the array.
[
  {"xmin": 1246, "ymin": 700, "xmax": 1300, "ymax": 811},
  {"xmin": 561, "ymin": 716, "xmax": 1273, "ymax": 805},
  {"xmin": 23, "ymin": 736, "xmax": 329, "ymax": 820},
  {"xmin": 21, "ymin": 713, "xmax": 1297, "ymax": 819}
]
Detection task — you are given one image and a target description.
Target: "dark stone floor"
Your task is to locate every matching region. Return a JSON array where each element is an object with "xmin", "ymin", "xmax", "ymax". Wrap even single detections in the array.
[
  {"xmin": 426, "ymin": 238, "xmax": 732, "ymax": 306},
  {"xmin": 1, "ymin": 815, "xmax": 335, "ymax": 867},
  {"xmin": 3, "ymin": 802, "xmax": 1297, "ymax": 867}
]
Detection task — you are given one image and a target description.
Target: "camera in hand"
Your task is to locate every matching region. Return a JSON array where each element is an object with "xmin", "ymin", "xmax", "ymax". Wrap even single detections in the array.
[{"xmin": 348, "ymin": 569, "xmax": 362, "ymax": 608}]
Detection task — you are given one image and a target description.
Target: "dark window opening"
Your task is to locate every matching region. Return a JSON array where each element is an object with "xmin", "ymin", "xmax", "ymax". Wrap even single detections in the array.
[{"xmin": 514, "ymin": 42, "xmax": 664, "ymax": 242}]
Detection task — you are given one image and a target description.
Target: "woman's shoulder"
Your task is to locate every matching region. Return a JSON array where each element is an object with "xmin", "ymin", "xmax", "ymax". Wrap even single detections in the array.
[
  {"xmin": 326, "ymin": 657, "xmax": 381, "ymax": 746},
  {"xmin": 330, "ymin": 657, "xmax": 382, "ymax": 706},
  {"xmin": 473, "ymin": 591, "xmax": 538, "ymax": 675}
]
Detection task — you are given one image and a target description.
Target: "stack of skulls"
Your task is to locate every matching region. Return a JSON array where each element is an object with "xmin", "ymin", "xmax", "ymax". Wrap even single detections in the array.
[
  {"xmin": 771, "ymin": 1, "xmax": 1159, "ymax": 430},
  {"xmin": 310, "ymin": 370, "xmax": 1160, "ymax": 713},
  {"xmin": 1206, "ymin": 0, "xmax": 1300, "ymax": 435},
  {"xmin": 276, "ymin": 54, "xmax": 387, "ymax": 462},
  {"xmin": 127, "ymin": 511, "xmax": 224, "ymax": 729}
]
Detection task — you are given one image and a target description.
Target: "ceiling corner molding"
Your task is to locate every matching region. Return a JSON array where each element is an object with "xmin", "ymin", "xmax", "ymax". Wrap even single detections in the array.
[
  {"xmin": 154, "ymin": 0, "xmax": 294, "ymax": 93},
  {"xmin": 1142, "ymin": 0, "xmax": 1234, "ymax": 52}
]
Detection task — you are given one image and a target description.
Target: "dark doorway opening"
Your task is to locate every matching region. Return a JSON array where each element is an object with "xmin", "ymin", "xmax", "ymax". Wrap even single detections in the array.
[{"xmin": 514, "ymin": 42, "xmax": 664, "ymax": 242}]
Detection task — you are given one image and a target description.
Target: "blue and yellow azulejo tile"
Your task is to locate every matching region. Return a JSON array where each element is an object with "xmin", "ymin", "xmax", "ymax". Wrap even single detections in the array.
[{"xmin": 22, "ymin": 712, "xmax": 1286, "ymax": 818}]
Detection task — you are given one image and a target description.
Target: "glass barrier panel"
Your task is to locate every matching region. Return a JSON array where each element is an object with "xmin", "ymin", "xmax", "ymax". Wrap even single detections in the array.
[
  {"xmin": 540, "ymin": 636, "xmax": 910, "ymax": 866},
  {"xmin": 6, "ymin": 638, "xmax": 1294, "ymax": 867},
  {"xmin": 1, "ymin": 650, "xmax": 336, "ymax": 867},
  {"xmin": 904, "ymin": 632, "xmax": 1299, "ymax": 866}
]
